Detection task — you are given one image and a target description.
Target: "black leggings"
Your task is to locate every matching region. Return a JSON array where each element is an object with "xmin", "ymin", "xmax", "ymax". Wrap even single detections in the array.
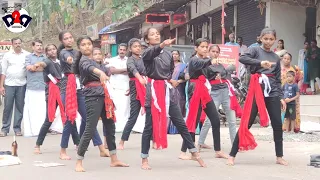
[
  {"xmin": 229, "ymin": 97, "xmax": 283, "ymax": 157},
  {"xmin": 181, "ymin": 100, "xmax": 221, "ymax": 152}
]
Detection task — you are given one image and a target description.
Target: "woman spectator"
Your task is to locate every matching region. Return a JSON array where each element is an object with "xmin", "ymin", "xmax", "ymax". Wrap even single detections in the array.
[
  {"xmin": 274, "ymin": 39, "xmax": 287, "ymax": 58},
  {"xmin": 281, "ymin": 53, "xmax": 302, "ymax": 132},
  {"xmin": 306, "ymin": 40, "xmax": 320, "ymax": 94},
  {"xmin": 298, "ymin": 42, "xmax": 310, "ymax": 94}
]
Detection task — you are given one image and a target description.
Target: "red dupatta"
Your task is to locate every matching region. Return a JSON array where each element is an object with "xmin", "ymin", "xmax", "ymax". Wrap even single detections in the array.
[
  {"xmin": 238, "ymin": 74, "xmax": 270, "ymax": 151},
  {"xmin": 65, "ymin": 74, "xmax": 78, "ymax": 124},
  {"xmin": 186, "ymin": 75, "xmax": 212, "ymax": 133},
  {"xmin": 47, "ymin": 81, "xmax": 66, "ymax": 124},
  {"xmin": 130, "ymin": 77, "xmax": 146, "ymax": 114}
]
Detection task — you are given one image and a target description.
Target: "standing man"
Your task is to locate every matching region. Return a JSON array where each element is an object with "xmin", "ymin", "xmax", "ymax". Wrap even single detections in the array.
[
  {"xmin": 225, "ymin": 33, "xmax": 239, "ymax": 47},
  {"xmin": 0, "ymin": 38, "xmax": 29, "ymax": 137},
  {"xmin": 237, "ymin": 37, "xmax": 248, "ymax": 78},
  {"xmin": 23, "ymin": 39, "xmax": 46, "ymax": 137},
  {"xmin": 107, "ymin": 43, "xmax": 130, "ymax": 132},
  {"xmin": 249, "ymin": 35, "xmax": 262, "ymax": 48}
]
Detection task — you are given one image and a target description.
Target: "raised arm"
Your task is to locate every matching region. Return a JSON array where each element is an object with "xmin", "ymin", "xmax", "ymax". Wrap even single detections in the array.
[{"xmin": 142, "ymin": 45, "xmax": 163, "ymax": 62}]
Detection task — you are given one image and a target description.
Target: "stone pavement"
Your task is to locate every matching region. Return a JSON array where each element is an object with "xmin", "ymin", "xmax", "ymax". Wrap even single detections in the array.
[{"xmin": 0, "ymin": 105, "xmax": 320, "ymax": 180}]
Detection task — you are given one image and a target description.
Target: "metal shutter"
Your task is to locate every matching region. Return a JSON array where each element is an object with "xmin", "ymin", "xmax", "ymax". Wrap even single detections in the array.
[
  {"xmin": 212, "ymin": 5, "xmax": 234, "ymax": 44},
  {"xmin": 236, "ymin": 0, "xmax": 266, "ymax": 46}
]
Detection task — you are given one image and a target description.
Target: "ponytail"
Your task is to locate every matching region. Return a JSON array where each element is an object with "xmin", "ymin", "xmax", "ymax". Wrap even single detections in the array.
[{"xmin": 72, "ymin": 51, "xmax": 82, "ymax": 75}]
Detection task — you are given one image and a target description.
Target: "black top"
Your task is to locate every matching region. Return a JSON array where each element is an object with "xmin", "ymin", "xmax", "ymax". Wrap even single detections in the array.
[
  {"xmin": 206, "ymin": 63, "xmax": 228, "ymax": 90},
  {"xmin": 59, "ymin": 49, "xmax": 78, "ymax": 74},
  {"xmin": 142, "ymin": 45, "xmax": 174, "ymax": 80},
  {"xmin": 240, "ymin": 46, "xmax": 283, "ymax": 97},
  {"xmin": 187, "ymin": 56, "xmax": 212, "ymax": 98},
  {"xmin": 79, "ymin": 56, "xmax": 110, "ymax": 97},
  {"xmin": 43, "ymin": 58, "xmax": 62, "ymax": 83},
  {"xmin": 127, "ymin": 55, "xmax": 146, "ymax": 78}
]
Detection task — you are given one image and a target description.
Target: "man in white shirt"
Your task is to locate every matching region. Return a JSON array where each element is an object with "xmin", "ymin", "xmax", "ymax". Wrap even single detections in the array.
[
  {"xmin": 0, "ymin": 37, "xmax": 30, "ymax": 137},
  {"xmin": 107, "ymin": 43, "xmax": 130, "ymax": 132}
]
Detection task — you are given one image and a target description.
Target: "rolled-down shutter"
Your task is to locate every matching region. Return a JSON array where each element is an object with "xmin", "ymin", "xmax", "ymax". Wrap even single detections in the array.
[
  {"xmin": 211, "ymin": 5, "xmax": 234, "ymax": 44},
  {"xmin": 237, "ymin": 0, "xmax": 266, "ymax": 46}
]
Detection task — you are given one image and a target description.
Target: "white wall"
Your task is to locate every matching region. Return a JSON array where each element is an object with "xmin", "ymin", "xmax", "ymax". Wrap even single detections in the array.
[
  {"xmin": 269, "ymin": 3, "xmax": 306, "ymax": 65},
  {"xmin": 190, "ymin": 0, "xmax": 233, "ymax": 19}
]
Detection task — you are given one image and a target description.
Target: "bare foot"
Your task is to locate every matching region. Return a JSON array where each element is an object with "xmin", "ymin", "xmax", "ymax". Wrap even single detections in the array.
[
  {"xmin": 152, "ymin": 142, "xmax": 157, "ymax": 149},
  {"xmin": 141, "ymin": 159, "xmax": 152, "ymax": 170},
  {"xmin": 226, "ymin": 156, "xmax": 235, "ymax": 166},
  {"xmin": 215, "ymin": 151, "xmax": 228, "ymax": 159},
  {"xmin": 179, "ymin": 152, "xmax": 192, "ymax": 160},
  {"xmin": 191, "ymin": 152, "xmax": 207, "ymax": 167},
  {"xmin": 75, "ymin": 160, "xmax": 85, "ymax": 172},
  {"xmin": 276, "ymin": 157, "xmax": 288, "ymax": 166},
  {"xmin": 110, "ymin": 161, "xmax": 129, "ymax": 167},
  {"xmin": 34, "ymin": 147, "xmax": 42, "ymax": 154},
  {"xmin": 60, "ymin": 153, "xmax": 71, "ymax": 160},
  {"xmin": 118, "ymin": 140, "xmax": 125, "ymax": 150},
  {"xmin": 200, "ymin": 144, "xmax": 212, "ymax": 149},
  {"xmin": 100, "ymin": 150, "xmax": 110, "ymax": 157}
]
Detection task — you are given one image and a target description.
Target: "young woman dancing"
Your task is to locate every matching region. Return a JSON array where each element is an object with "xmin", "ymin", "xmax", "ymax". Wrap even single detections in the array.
[
  {"xmin": 34, "ymin": 44, "xmax": 69, "ymax": 157},
  {"xmin": 74, "ymin": 36, "xmax": 128, "ymax": 172},
  {"xmin": 197, "ymin": 45, "xmax": 240, "ymax": 150},
  {"xmin": 180, "ymin": 38, "xmax": 227, "ymax": 160},
  {"xmin": 140, "ymin": 27, "xmax": 205, "ymax": 170},
  {"xmin": 226, "ymin": 28, "xmax": 288, "ymax": 166},
  {"xmin": 118, "ymin": 38, "xmax": 146, "ymax": 150}
]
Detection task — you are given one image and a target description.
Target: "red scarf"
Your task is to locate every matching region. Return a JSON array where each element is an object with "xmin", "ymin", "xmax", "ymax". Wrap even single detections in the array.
[
  {"xmin": 130, "ymin": 77, "xmax": 146, "ymax": 113},
  {"xmin": 186, "ymin": 75, "xmax": 212, "ymax": 133},
  {"xmin": 148, "ymin": 78, "xmax": 167, "ymax": 149},
  {"xmin": 238, "ymin": 74, "xmax": 270, "ymax": 151},
  {"xmin": 65, "ymin": 74, "xmax": 78, "ymax": 124},
  {"xmin": 85, "ymin": 82, "xmax": 116, "ymax": 122},
  {"xmin": 209, "ymin": 79, "xmax": 243, "ymax": 117},
  {"xmin": 47, "ymin": 81, "xmax": 66, "ymax": 124}
]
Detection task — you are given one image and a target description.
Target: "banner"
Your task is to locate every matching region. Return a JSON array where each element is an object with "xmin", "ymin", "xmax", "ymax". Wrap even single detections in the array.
[
  {"xmin": 165, "ymin": 44, "xmax": 239, "ymax": 76},
  {"xmin": 0, "ymin": 42, "xmax": 12, "ymax": 62},
  {"xmin": 217, "ymin": 44, "xmax": 239, "ymax": 76}
]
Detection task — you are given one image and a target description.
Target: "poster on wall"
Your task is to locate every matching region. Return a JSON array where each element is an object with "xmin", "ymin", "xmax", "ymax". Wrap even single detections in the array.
[
  {"xmin": 101, "ymin": 34, "xmax": 116, "ymax": 45},
  {"xmin": 86, "ymin": 24, "xmax": 99, "ymax": 40}
]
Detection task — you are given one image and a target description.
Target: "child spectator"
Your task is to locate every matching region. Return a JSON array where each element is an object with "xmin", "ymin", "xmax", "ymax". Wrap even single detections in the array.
[{"xmin": 283, "ymin": 71, "xmax": 300, "ymax": 133}]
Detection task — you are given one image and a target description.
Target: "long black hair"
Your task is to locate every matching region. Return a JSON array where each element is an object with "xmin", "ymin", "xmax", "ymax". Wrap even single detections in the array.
[
  {"xmin": 72, "ymin": 35, "xmax": 93, "ymax": 75},
  {"xmin": 57, "ymin": 30, "xmax": 72, "ymax": 57},
  {"xmin": 190, "ymin": 38, "xmax": 209, "ymax": 58},
  {"xmin": 127, "ymin": 38, "xmax": 141, "ymax": 57}
]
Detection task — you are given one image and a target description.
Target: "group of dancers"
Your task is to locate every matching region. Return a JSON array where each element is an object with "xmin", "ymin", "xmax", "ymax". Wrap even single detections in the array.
[{"xmin": 32, "ymin": 27, "xmax": 288, "ymax": 172}]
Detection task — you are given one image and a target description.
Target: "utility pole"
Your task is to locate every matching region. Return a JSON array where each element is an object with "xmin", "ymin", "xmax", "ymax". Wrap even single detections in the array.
[{"xmin": 39, "ymin": 0, "xmax": 43, "ymax": 40}]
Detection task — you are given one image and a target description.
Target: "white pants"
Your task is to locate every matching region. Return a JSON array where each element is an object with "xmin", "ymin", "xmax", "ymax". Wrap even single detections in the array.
[
  {"xmin": 112, "ymin": 88, "xmax": 130, "ymax": 132},
  {"xmin": 310, "ymin": 77, "xmax": 320, "ymax": 92},
  {"xmin": 23, "ymin": 90, "xmax": 46, "ymax": 137}
]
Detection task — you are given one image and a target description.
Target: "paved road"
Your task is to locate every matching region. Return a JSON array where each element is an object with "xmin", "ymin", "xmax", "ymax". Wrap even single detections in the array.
[
  {"xmin": 0, "ymin": 105, "xmax": 320, "ymax": 179},
  {"xmin": 1, "ymin": 125, "xmax": 320, "ymax": 180}
]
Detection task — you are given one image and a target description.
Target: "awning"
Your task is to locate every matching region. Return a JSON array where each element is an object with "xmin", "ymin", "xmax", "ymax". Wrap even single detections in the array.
[
  {"xmin": 98, "ymin": 23, "xmax": 118, "ymax": 35},
  {"xmin": 115, "ymin": 0, "xmax": 194, "ymax": 29},
  {"xmin": 102, "ymin": 27, "xmax": 132, "ymax": 34}
]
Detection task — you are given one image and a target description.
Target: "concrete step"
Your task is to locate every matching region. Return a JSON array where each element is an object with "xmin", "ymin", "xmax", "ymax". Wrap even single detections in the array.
[{"xmin": 300, "ymin": 95, "xmax": 320, "ymax": 123}]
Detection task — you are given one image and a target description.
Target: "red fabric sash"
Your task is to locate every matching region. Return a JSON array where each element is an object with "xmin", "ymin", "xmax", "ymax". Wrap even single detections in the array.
[
  {"xmin": 238, "ymin": 74, "xmax": 270, "ymax": 151},
  {"xmin": 130, "ymin": 77, "xmax": 146, "ymax": 113},
  {"xmin": 85, "ymin": 82, "xmax": 116, "ymax": 122},
  {"xmin": 148, "ymin": 78, "xmax": 167, "ymax": 149},
  {"xmin": 47, "ymin": 80, "xmax": 66, "ymax": 124},
  {"xmin": 186, "ymin": 75, "xmax": 212, "ymax": 133},
  {"xmin": 65, "ymin": 74, "xmax": 78, "ymax": 124},
  {"xmin": 209, "ymin": 79, "xmax": 243, "ymax": 117}
]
